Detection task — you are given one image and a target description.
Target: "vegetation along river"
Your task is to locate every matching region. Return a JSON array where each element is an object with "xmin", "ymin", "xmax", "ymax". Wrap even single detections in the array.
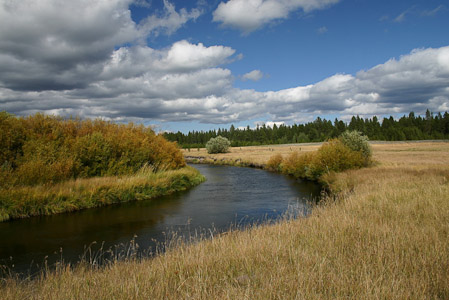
[{"xmin": 0, "ymin": 164, "xmax": 320, "ymax": 276}]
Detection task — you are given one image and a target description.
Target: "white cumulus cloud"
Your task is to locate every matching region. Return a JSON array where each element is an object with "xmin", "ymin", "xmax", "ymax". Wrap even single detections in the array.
[
  {"xmin": 213, "ymin": 0, "xmax": 340, "ymax": 34},
  {"xmin": 155, "ymin": 40, "xmax": 236, "ymax": 72},
  {"xmin": 242, "ymin": 70, "xmax": 264, "ymax": 81},
  {"xmin": 265, "ymin": 121, "xmax": 285, "ymax": 128},
  {"xmin": 0, "ymin": 0, "xmax": 448, "ymax": 126}
]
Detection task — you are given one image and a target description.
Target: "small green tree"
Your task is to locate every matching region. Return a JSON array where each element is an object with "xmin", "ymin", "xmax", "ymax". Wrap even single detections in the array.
[
  {"xmin": 339, "ymin": 130, "xmax": 372, "ymax": 163},
  {"xmin": 206, "ymin": 136, "xmax": 231, "ymax": 154}
]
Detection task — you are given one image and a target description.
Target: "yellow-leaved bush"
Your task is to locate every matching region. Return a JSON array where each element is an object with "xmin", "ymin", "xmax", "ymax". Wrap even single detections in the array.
[
  {"xmin": 268, "ymin": 137, "xmax": 371, "ymax": 181},
  {"xmin": 0, "ymin": 112, "xmax": 185, "ymax": 187}
]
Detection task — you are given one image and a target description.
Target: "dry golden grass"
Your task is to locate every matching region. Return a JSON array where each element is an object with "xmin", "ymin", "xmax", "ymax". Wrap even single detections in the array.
[
  {"xmin": 371, "ymin": 141, "xmax": 449, "ymax": 168},
  {"xmin": 184, "ymin": 141, "xmax": 449, "ymax": 167},
  {"xmin": 183, "ymin": 143, "xmax": 320, "ymax": 165},
  {"xmin": 0, "ymin": 166, "xmax": 205, "ymax": 221},
  {"xmin": 2, "ymin": 141, "xmax": 448, "ymax": 299}
]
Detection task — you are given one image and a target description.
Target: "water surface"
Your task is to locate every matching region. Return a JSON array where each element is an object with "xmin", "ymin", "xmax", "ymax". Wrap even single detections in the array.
[{"xmin": 0, "ymin": 164, "xmax": 320, "ymax": 275}]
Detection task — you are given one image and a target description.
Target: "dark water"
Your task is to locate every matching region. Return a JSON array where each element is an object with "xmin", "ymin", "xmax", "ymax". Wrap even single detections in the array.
[{"xmin": 0, "ymin": 164, "xmax": 320, "ymax": 276}]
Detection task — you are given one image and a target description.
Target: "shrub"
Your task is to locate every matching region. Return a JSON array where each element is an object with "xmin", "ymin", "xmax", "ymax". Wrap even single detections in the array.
[
  {"xmin": 281, "ymin": 151, "xmax": 315, "ymax": 179},
  {"xmin": 339, "ymin": 130, "xmax": 372, "ymax": 163},
  {"xmin": 0, "ymin": 112, "xmax": 186, "ymax": 187},
  {"xmin": 266, "ymin": 153, "xmax": 283, "ymax": 172},
  {"xmin": 306, "ymin": 139, "xmax": 365, "ymax": 180},
  {"xmin": 269, "ymin": 138, "xmax": 368, "ymax": 181},
  {"xmin": 206, "ymin": 136, "xmax": 231, "ymax": 154}
]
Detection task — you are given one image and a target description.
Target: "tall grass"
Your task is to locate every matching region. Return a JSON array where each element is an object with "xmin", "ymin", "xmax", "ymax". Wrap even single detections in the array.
[
  {"xmin": 0, "ymin": 112, "xmax": 197, "ymax": 221},
  {"xmin": 1, "ymin": 142, "xmax": 448, "ymax": 299},
  {"xmin": 0, "ymin": 166, "xmax": 205, "ymax": 222}
]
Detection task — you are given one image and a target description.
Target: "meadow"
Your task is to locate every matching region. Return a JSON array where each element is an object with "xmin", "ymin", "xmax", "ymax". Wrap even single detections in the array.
[{"xmin": 1, "ymin": 141, "xmax": 448, "ymax": 299}]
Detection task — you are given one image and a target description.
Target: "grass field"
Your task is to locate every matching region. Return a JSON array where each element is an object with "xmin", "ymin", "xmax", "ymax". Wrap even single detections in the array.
[
  {"xmin": 1, "ymin": 141, "xmax": 448, "ymax": 299},
  {"xmin": 183, "ymin": 143, "xmax": 320, "ymax": 166},
  {"xmin": 183, "ymin": 141, "xmax": 449, "ymax": 167}
]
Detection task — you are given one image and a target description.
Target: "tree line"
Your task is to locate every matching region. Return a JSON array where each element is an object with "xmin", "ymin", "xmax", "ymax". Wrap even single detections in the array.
[{"xmin": 164, "ymin": 110, "xmax": 449, "ymax": 148}]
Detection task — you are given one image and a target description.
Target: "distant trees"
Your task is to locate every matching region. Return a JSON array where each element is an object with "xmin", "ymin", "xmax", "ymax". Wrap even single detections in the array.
[
  {"xmin": 164, "ymin": 110, "xmax": 449, "ymax": 148},
  {"xmin": 205, "ymin": 136, "xmax": 230, "ymax": 154}
]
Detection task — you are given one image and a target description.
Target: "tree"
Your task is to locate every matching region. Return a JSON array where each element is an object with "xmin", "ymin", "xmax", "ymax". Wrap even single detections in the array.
[
  {"xmin": 205, "ymin": 136, "xmax": 231, "ymax": 154},
  {"xmin": 424, "ymin": 109, "xmax": 433, "ymax": 136}
]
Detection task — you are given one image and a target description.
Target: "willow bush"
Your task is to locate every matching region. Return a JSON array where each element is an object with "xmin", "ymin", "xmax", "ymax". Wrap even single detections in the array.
[
  {"xmin": 339, "ymin": 130, "xmax": 372, "ymax": 164},
  {"xmin": 305, "ymin": 139, "xmax": 365, "ymax": 180},
  {"xmin": 0, "ymin": 112, "xmax": 185, "ymax": 188},
  {"xmin": 205, "ymin": 135, "xmax": 231, "ymax": 154},
  {"xmin": 266, "ymin": 153, "xmax": 284, "ymax": 172},
  {"xmin": 268, "ymin": 131, "xmax": 372, "ymax": 181}
]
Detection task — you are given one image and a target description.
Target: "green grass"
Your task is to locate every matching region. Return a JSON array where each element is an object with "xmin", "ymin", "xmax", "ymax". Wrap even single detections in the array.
[{"xmin": 0, "ymin": 166, "xmax": 205, "ymax": 222}]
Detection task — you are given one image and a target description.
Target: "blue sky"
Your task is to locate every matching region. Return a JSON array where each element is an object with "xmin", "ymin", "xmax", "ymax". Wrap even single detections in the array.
[
  {"xmin": 141, "ymin": 0, "xmax": 448, "ymax": 89},
  {"xmin": 1, "ymin": 0, "xmax": 448, "ymax": 133}
]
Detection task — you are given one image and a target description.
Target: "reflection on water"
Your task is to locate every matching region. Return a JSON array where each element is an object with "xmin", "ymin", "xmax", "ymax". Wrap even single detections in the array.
[{"xmin": 0, "ymin": 164, "xmax": 320, "ymax": 275}]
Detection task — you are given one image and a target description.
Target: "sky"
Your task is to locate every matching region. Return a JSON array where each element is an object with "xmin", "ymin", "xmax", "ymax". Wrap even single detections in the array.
[{"xmin": 0, "ymin": 0, "xmax": 448, "ymax": 133}]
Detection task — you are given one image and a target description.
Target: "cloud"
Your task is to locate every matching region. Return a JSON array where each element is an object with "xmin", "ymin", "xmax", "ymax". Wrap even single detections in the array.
[
  {"xmin": 167, "ymin": 45, "xmax": 449, "ymax": 124},
  {"xmin": 0, "ymin": 0, "xmax": 237, "ymax": 122},
  {"xmin": 0, "ymin": 0, "xmax": 138, "ymax": 90},
  {"xmin": 0, "ymin": 0, "xmax": 448, "ymax": 126},
  {"xmin": 394, "ymin": 5, "xmax": 445, "ymax": 23},
  {"xmin": 252, "ymin": 120, "xmax": 284, "ymax": 129},
  {"xmin": 138, "ymin": 0, "xmax": 202, "ymax": 37},
  {"xmin": 213, "ymin": 0, "xmax": 340, "ymax": 34},
  {"xmin": 133, "ymin": 0, "xmax": 151, "ymax": 8},
  {"xmin": 317, "ymin": 26, "xmax": 328, "ymax": 34},
  {"xmin": 394, "ymin": 9, "xmax": 410, "ymax": 23},
  {"xmin": 421, "ymin": 5, "xmax": 445, "ymax": 17},
  {"xmin": 2, "ymin": 46, "xmax": 449, "ymax": 124},
  {"xmin": 155, "ymin": 40, "xmax": 236, "ymax": 72},
  {"xmin": 0, "ymin": 0, "xmax": 205, "ymax": 92},
  {"xmin": 242, "ymin": 70, "xmax": 264, "ymax": 81},
  {"xmin": 379, "ymin": 15, "xmax": 390, "ymax": 22}
]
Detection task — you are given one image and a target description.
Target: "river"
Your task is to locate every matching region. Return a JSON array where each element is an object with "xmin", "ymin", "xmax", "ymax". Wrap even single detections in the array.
[{"xmin": 0, "ymin": 164, "xmax": 320, "ymax": 276}]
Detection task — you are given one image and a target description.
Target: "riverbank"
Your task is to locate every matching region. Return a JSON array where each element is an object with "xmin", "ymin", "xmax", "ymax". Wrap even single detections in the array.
[
  {"xmin": 0, "ymin": 166, "xmax": 205, "ymax": 222},
  {"xmin": 1, "ymin": 142, "xmax": 448, "ymax": 299}
]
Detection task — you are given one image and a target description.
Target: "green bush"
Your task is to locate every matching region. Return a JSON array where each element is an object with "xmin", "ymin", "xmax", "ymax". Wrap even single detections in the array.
[
  {"xmin": 206, "ymin": 136, "xmax": 231, "ymax": 154},
  {"xmin": 339, "ymin": 130, "xmax": 372, "ymax": 163}
]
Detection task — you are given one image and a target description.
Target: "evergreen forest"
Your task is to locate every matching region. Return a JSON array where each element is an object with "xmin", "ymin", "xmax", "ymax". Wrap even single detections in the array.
[{"xmin": 164, "ymin": 110, "xmax": 449, "ymax": 148}]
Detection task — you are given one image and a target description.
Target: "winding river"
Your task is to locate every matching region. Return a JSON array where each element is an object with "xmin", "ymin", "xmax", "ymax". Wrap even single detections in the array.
[{"xmin": 0, "ymin": 164, "xmax": 320, "ymax": 276}]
